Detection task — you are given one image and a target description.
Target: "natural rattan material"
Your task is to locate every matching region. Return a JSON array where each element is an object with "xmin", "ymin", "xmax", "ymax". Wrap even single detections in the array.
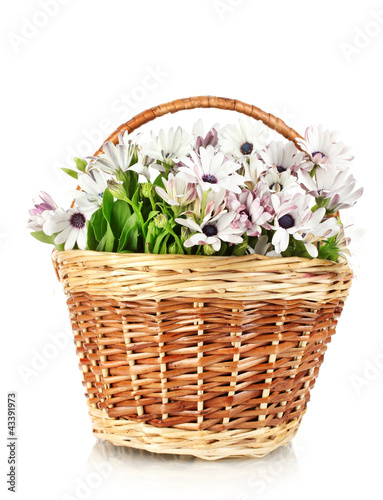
[
  {"xmin": 54, "ymin": 97, "xmax": 353, "ymax": 458},
  {"xmin": 93, "ymin": 96, "xmax": 303, "ymax": 156},
  {"xmin": 53, "ymin": 251, "xmax": 351, "ymax": 458},
  {"xmin": 89, "ymin": 407, "xmax": 305, "ymax": 459}
]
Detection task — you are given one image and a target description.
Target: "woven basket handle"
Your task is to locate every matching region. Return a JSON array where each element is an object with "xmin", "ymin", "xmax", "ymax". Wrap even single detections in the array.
[{"xmin": 93, "ymin": 95, "xmax": 303, "ymax": 156}]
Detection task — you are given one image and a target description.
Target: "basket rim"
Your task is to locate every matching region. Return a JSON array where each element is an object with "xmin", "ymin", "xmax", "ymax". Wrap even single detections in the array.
[
  {"xmin": 52, "ymin": 248, "xmax": 352, "ymax": 303},
  {"xmin": 52, "ymin": 248, "xmax": 350, "ymax": 270}
]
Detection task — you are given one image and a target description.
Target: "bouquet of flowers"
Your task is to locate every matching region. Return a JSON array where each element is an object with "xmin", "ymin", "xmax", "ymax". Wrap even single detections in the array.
[{"xmin": 28, "ymin": 117, "xmax": 363, "ymax": 261}]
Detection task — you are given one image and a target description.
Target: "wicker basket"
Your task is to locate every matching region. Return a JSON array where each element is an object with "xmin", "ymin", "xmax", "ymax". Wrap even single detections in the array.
[{"xmin": 52, "ymin": 96, "xmax": 353, "ymax": 460}]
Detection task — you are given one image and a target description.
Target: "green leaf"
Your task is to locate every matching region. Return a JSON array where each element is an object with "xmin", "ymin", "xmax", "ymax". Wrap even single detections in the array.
[
  {"xmin": 125, "ymin": 170, "xmax": 139, "ymax": 199},
  {"xmin": 144, "ymin": 220, "xmax": 160, "ymax": 253},
  {"xmin": 318, "ymin": 237, "xmax": 340, "ymax": 262},
  {"xmin": 88, "ymin": 201, "xmax": 115, "ymax": 252},
  {"xmin": 152, "ymin": 230, "xmax": 170, "ymax": 254},
  {"xmin": 90, "ymin": 207, "xmax": 107, "ymax": 242},
  {"xmin": 102, "ymin": 188, "xmax": 114, "ymax": 223},
  {"xmin": 159, "ymin": 234, "xmax": 171, "ymax": 254},
  {"xmin": 31, "ymin": 231, "xmax": 56, "ymax": 245},
  {"xmin": 74, "ymin": 157, "xmax": 87, "ymax": 172},
  {"xmin": 143, "ymin": 210, "xmax": 160, "ymax": 230},
  {"xmin": 61, "ymin": 168, "xmax": 78, "ymax": 179},
  {"xmin": 104, "ymin": 224, "xmax": 115, "ymax": 252},
  {"xmin": 132, "ymin": 185, "xmax": 140, "ymax": 207},
  {"xmin": 110, "ymin": 200, "xmax": 131, "ymax": 241},
  {"xmin": 96, "ymin": 234, "xmax": 106, "ymax": 252},
  {"xmin": 86, "ymin": 222, "xmax": 98, "ymax": 250},
  {"xmin": 117, "ymin": 213, "xmax": 139, "ymax": 252}
]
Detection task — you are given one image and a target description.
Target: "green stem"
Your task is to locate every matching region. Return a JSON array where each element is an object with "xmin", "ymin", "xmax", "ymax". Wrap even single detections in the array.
[
  {"xmin": 200, "ymin": 190, "xmax": 209, "ymax": 221},
  {"xmin": 148, "ymin": 193, "xmax": 156, "ymax": 212},
  {"xmin": 310, "ymin": 164, "xmax": 318, "ymax": 178},
  {"xmin": 123, "ymin": 197, "xmax": 147, "ymax": 240},
  {"xmin": 166, "ymin": 225, "xmax": 184, "ymax": 254}
]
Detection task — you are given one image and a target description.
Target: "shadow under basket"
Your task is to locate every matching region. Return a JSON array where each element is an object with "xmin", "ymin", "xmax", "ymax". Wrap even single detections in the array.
[{"xmin": 52, "ymin": 250, "xmax": 352, "ymax": 460}]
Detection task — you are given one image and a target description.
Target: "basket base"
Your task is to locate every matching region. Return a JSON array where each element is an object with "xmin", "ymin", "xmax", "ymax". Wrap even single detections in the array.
[{"xmin": 89, "ymin": 408, "xmax": 305, "ymax": 460}]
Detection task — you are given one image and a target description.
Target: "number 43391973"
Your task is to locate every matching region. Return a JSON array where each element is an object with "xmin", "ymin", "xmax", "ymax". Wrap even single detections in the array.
[{"xmin": 8, "ymin": 393, "xmax": 16, "ymax": 436}]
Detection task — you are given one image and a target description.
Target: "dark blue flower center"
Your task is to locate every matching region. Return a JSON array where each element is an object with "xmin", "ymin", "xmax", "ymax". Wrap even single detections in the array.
[
  {"xmin": 202, "ymin": 224, "xmax": 218, "ymax": 237},
  {"xmin": 312, "ymin": 151, "xmax": 325, "ymax": 159},
  {"xmin": 70, "ymin": 212, "xmax": 86, "ymax": 229},
  {"xmin": 202, "ymin": 174, "xmax": 218, "ymax": 184},
  {"xmin": 276, "ymin": 165, "xmax": 286, "ymax": 173},
  {"xmin": 240, "ymin": 142, "xmax": 253, "ymax": 155},
  {"xmin": 278, "ymin": 214, "xmax": 294, "ymax": 229}
]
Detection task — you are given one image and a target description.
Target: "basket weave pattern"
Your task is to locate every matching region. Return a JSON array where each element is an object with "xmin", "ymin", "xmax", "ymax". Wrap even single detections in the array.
[
  {"xmin": 53, "ymin": 96, "xmax": 353, "ymax": 458},
  {"xmin": 53, "ymin": 251, "xmax": 352, "ymax": 458}
]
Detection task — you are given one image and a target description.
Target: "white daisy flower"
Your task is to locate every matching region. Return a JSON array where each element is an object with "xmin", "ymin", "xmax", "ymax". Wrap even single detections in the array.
[
  {"xmin": 140, "ymin": 126, "xmax": 193, "ymax": 165},
  {"xmin": 259, "ymin": 141, "xmax": 305, "ymax": 174},
  {"xmin": 118, "ymin": 130, "xmax": 141, "ymax": 149},
  {"xmin": 270, "ymin": 193, "xmax": 313, "ymax": 254},
  {"xmin": 299, "ymin": 165, "xmax": 363, "ymax": 211},
  {"xmin": 294, "ymin": 208, "xmax": 340, "ymax": 258},
  {"xmin": 262, "ymin": 166, "xmax": 297, "ymax": 193},
  {"xmin": 74, "ymin": 170, "xmax": 108, "ymax": 214},
  {"xmin": 43, "ymin": 208, "xmax": 88, "ymax": 250},
  {"xmin": 155, "ymin": 173, "xmax": 197, "ymax": 207},
  {"xmin": 247, "ymin": 235, "xmax": 272, "ymax": 256},
  {"xmin": 87, "ymin": 137, "xmax": 136, "ymax": 175},
  {"xmin": 178, "ymin": 145, "xmax": 245, "ymax": 194},
  {"xmin": 192, "ymin": 185, "xmax": 227, "ymax": 219},
  {"xmin": 297, "ymin": 124, "xmax": 353, "ymax": 171},
  {"xmin": 176, "ymin": 211, "xmax": 244, "ymax": 252},
  {"xmin": 128, "ymin": 152, "xmax": 164, "ymax": 183},
  {"xmin": 218, "ymin": 117, "xmax": 269, "ymax": 160},
  {"xmin": 243, "ymin": 156, "xmax": 266, "ymax": 189}
]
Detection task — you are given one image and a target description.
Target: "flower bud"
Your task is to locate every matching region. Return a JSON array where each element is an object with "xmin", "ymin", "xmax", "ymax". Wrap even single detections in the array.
[
  {"xmin": 168, "ymin": 242, "xmax": 178, "ymax": 254},
  {"xmin": 232, "ymin": 240, "xmax": 249, "ymax": 256},
  {"xmin": 203, "ymin": 244, "xmax": 216, "ymax": 256},
  {"xmin": 180, "ymin": 226, "xmax": 189, "ymax": 242},
  {"xmin": 141, "ymin": 182, "xmax": 153, "ymax": 198},
  {"xmin": 107, "ymin": 180, "xmax": 128, "ymax": 201},
  {"xmin": 154, "ymin": 214, "xmax": 168, "ymax": 229}
]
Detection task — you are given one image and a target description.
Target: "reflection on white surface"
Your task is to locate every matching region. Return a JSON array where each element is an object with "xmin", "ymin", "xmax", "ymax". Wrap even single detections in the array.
[{"xmin": 89, "ymin": 439, "xmax": 301, "ymax": 499}]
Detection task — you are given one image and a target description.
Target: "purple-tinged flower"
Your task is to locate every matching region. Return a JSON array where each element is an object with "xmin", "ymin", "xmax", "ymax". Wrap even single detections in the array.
[
  {"xmin": 254, "ymin": 181, "xmax": 275, "ymax": 219},
  {"xmin": 226, "ymin": 190, "xmax": 272, "ymax": 237},
  {"xmin": 28, "ymin": 191, "xmax": 58, "ymax": 231},
  {"xmin": 299, "ymin": 165, "xmax": 363, "ymax": 211},
  {"xmin": 270, "ymin": 193, "xmax": 313, "ymax": 254},
  {"xmin": 193, "ymin": 120, "xmax": 220, "ymax": 153},
  {"xmin": 155, "ymin": 173, "xmax": 197, "ymax": 207},
  {"xmin": 297, "ymin": 125, "xmax": 353, "ymax": 171}
]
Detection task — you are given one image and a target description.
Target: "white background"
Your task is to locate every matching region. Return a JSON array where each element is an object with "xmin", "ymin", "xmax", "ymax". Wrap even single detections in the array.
[{"xmin": 1, "ymin": 1, "xmax": 382, "ymax": 499}]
